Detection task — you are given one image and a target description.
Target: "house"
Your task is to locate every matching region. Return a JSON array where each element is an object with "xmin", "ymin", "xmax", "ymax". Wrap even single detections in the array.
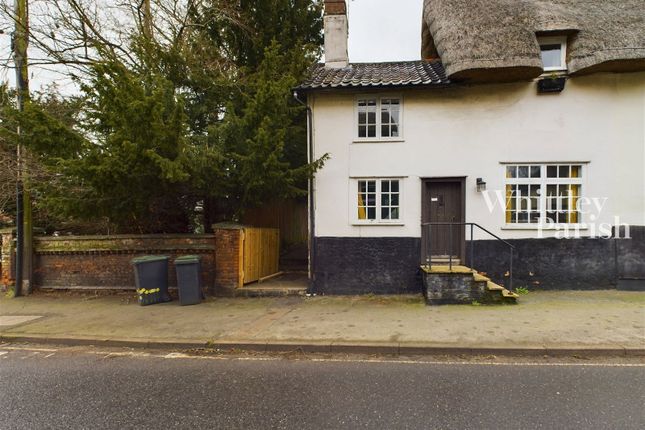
[{"xmin": 294, "ymin": 0, "xmax": 645, "ymax": 298}]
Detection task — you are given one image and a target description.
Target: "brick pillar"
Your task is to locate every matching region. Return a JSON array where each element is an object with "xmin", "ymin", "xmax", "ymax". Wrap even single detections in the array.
[
  {"xmin": 0, "ymin": 228, "xmax": 16, "ymax": 289},
  {"xmin": 213, "ymin": 226, "xmax": 244, "ymax": 295}
]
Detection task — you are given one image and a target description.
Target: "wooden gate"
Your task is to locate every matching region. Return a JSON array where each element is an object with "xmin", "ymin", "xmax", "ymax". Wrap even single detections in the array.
[{"xmin": 242, "ymin": 227, "xmax": 280, "ymax": 284}]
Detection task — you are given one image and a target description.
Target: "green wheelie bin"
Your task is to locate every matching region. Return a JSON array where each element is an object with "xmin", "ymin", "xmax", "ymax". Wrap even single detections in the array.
[
  {"xmin": 174, "ymin": 255, "xmax": 203, "ymax": 306},
  {"xmin": 131, "ymin": 255, "xmax": 171, "ymax": 306}
]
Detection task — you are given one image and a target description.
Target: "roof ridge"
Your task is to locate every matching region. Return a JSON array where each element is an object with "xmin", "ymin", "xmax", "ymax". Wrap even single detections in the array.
[{"xmin": 314, "ymin": 59, "xmax": 443, "ymax": 67}]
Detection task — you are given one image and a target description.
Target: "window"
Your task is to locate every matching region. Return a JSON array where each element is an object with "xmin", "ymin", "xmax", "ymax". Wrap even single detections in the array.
[
  {"xmin": 357, "ymin": 179, "xmax": 401, "ymax": 223},
  {"xmin": 538, "ymin": 36, "xmax": 567, "ymax": 71},
  {"xmin": 380, "ymin": 99, "xmax": 400, "ymax": 138},
  {"xmin": 505, "ymin": 164, "xmax": 583, "ymax": 225},
  {"xmin": 357, "ymin": 99, "xmax": 377, "ymax": 138},
  {"xmin": 356, "ymin": 97, "xmax": 401, "ymax": 140}
]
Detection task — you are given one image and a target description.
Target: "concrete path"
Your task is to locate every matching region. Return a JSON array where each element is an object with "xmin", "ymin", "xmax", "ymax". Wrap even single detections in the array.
[{"xmin": 0, "ymin": 290, "xmax": 643, "ymax": 355}]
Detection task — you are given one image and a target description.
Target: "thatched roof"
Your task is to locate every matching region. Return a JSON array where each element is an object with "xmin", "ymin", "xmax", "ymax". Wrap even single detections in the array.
[{"xmin": 422, "ymin": 0, "xmax": 645, "ymax": 82}]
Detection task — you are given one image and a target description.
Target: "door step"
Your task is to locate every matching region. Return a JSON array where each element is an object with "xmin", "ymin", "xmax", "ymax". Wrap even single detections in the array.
[
  {"xmin": 429, "ymin": 257, "xmax": 461, "ymax": 265},
  {"xmin": 234, "ymin": 285, "xmax": 307, "ymax": 297},
  {"xmin": 421, "ymin": 265, "xmax": 518, "ymax": 305},
  {"xmin": 234, "ymin": 272, "xmax": 309, "ymax": 297}
]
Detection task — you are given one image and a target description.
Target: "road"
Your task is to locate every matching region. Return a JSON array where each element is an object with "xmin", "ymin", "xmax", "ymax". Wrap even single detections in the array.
[{"xmin": 0, "ymin": 346, "xmax": 643, "ymax": 429}]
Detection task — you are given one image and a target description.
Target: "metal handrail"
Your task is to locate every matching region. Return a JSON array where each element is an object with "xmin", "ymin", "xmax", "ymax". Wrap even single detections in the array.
[{"xmin": 421, "ymin": 222, "xmax": 516, "ymax": 291}]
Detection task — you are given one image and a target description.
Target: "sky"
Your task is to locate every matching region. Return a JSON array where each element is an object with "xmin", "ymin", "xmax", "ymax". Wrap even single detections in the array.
[
  {"xmin": 347, "ymin": 0, "xmax": 422, "ymax": 63},
  {"xmin": 0, "ymin": 0, "xmax": 423, "ymax": 93}
]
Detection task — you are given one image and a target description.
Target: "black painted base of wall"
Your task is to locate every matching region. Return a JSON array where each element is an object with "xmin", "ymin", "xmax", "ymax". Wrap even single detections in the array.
[
  {"xmin": 466, "ymin": 238, "xmax": 617, "ymax": 290},
  {"xmin": 313, "ymin": 237, "xmax": 421, "ymax": 295},
  {"xmin": 313, "ymin": 227, "xmax": 645, "ymax": 294},
  {"xmin": 617, "ymin": 279, "xmax": 645, "ymax": 291},
  {"xmin": 466, "ymin": 226, "xmax": 645, "ymax": 290}
]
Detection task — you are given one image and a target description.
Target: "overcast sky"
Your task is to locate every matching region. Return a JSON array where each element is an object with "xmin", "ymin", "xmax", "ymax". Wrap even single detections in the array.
[
  {"xmin": 0, "ymin": 0, "xmax": 423, "ymax": 93},
  {"xmin": 348, "ymin": 0, "xmax": 422, "ymax": 62}
]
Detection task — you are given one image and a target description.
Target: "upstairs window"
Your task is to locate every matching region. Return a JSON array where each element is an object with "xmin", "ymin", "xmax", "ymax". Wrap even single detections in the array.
[
  {"xmin": 357, "ymin": 99, "xmax": 377, "ymax": 138},
  {"xmin": 356, "ymin": 97, "xmax": 401, "ymax": 140},
  {"xmin": 538, "ymin": 36, "xmax": 567, "ymax": 72}
]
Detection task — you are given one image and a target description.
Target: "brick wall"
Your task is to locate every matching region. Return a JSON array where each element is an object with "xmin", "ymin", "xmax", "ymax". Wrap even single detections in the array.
[
  {"xmin": 0, "ymin": 229, "xmax": 14, "ymax": 288},
  {"xmin": 0, "ymin": 229, "xmax": 245, "ymax": 294},
  {"xmin": 33, "ymin": 235, "xmax": 218, "ymax": 291},
  {"xmin": 214, "ymin": 227, "xmax": 243, "ymax": 295}
]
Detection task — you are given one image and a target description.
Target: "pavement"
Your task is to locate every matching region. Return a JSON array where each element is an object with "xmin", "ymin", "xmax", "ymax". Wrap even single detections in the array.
[
  {"xmin": 0, "ymin": 290, "xmax": 643, "ymax": 356},
  {"xmin": 2, "ymin": 346, "xmax": 644, "ymax": 429}
]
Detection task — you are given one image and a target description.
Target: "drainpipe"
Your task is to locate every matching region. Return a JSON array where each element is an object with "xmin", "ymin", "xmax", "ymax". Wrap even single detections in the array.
[{"xmin": 293, "ymin": 90, "xmax": 316, "ymax": 293}]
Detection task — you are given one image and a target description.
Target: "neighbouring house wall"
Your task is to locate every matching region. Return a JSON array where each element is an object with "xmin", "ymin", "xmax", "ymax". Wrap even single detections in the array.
[
  {"xmin": 310, "ymin": 72, "xmax": 645, "ymax": 293},
  {"xmin": 0, "ymin": 229, "xmax": 246, "ymax": 295}
]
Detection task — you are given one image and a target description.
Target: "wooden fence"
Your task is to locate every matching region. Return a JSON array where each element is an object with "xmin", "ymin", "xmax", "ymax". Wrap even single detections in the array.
[
  {"xmin": 241, "ymin": 200, "xmax": 307, "ymax": 247},
  {"xmin": 242, "ymin": 227, "xmax": 280, "ymax": 284}
]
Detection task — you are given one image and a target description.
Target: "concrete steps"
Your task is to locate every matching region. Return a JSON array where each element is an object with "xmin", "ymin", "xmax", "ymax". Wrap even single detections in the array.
[
  {"xmin": 233, "ymin": 285, "xmax": 308, "ymax": 297},
  {"xmin": 421, "ymin": 265, "xmax": 518, "ymax": 305}
]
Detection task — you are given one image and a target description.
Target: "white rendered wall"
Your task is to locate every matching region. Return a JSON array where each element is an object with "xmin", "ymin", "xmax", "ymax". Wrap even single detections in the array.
[{"xmin": 310, "ymin": 72, "xmax": 645, "ymax": 239}]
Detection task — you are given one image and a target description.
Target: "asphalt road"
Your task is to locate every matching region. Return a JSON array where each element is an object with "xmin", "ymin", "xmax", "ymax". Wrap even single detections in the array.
[{"xmin": 0, "ymin": 346, "xmax": 643, "ymax": 430}]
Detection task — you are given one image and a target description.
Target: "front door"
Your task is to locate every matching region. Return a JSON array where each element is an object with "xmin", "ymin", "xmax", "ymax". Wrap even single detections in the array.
[{"xmin": 422, "ymin": 179, "xmax": 465, "ymax": 262}]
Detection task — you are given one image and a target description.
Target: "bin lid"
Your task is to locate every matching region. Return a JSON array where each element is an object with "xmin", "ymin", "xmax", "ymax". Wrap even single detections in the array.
[
  {"xmin": 175, "ymin": 255, "xmax": 201, "ymax": 264},
  {"xmin": 174, "ymin": 255, "xmax": 201, "ymax": 265},
  {"xmin": 131, "ymin": 255, "xmax": 170, "ymax": 265}
]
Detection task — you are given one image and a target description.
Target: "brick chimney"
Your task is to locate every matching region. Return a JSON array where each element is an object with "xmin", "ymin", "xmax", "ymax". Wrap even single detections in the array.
[{"xmin": 324, "ymin": 0, "xmax": 349, "ymax": 68}]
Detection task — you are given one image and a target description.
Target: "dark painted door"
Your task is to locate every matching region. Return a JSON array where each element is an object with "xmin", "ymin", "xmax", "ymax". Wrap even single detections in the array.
[{"xmin": 422, "ymin": 180, "xmax": 463, "ymax": 262}]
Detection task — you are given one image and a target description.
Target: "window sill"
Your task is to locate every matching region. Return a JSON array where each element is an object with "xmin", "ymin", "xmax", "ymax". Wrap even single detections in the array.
[
  {"xmin": 352, "ymin": 139, "xmax": 405, "ymax": 144},
  {"xmin": 502, "ymin": 224, "xmax": 588, "ymax": 231},
  {"xmin": 352, "ymin": 222, "xmax": 405, "ymax": 226}
]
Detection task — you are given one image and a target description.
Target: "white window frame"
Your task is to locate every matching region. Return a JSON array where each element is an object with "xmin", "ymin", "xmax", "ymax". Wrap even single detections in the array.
[
  {"xmin": 503, "ymin": 163, "xmax": 586, "ymax": 229},
  {"xmin": 351, "ymin": 177, "xmax": 404, "ymax": 225},
  {"xmin": 354, "ymin": 95, "xmax": 404, "ymax": 142},
  {"xmin": 538, "ymin": 36, "xmax": 568, "ymax": 72}
]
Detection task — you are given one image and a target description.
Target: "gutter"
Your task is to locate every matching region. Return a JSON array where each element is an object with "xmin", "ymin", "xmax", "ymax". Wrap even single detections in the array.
[{"xmin": 292, "ymin": 90, "xmax": 316, "ymax": 294}]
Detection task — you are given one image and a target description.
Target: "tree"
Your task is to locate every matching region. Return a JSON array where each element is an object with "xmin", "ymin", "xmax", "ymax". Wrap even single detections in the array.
[
  {"xmin": 200, "ymin": 0, "xmax": 323, "ymax": 70},
  {"xmin": 0, "ymin": 1, "xmax": 327, "ymax": 233},
  {"xmin": 203, "ymin": 42, "xmax": 327, "ymax": 219},
  {"xmin": 0, "ymin": 84, "xmax": 19, "ymax": 217},
  {"xmin": 0, "ymin": 1, "xmax": 221, "ymax": 233},
  {"xmin": 191, "ymin": 0, "xmax": 325, "ymax": 225},
  {"xmin": 43, "ymin": 60, "xmax": 193, "ymax": 233},
  {"xmin": 0, "ymin": 84, "xmax": 82, "ymax": 230}
]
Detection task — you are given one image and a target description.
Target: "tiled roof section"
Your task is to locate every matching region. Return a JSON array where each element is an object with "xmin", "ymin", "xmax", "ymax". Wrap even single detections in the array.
[{"xmin": 297, "ymin": 60, "xmax": 449, "ymax": 90}]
